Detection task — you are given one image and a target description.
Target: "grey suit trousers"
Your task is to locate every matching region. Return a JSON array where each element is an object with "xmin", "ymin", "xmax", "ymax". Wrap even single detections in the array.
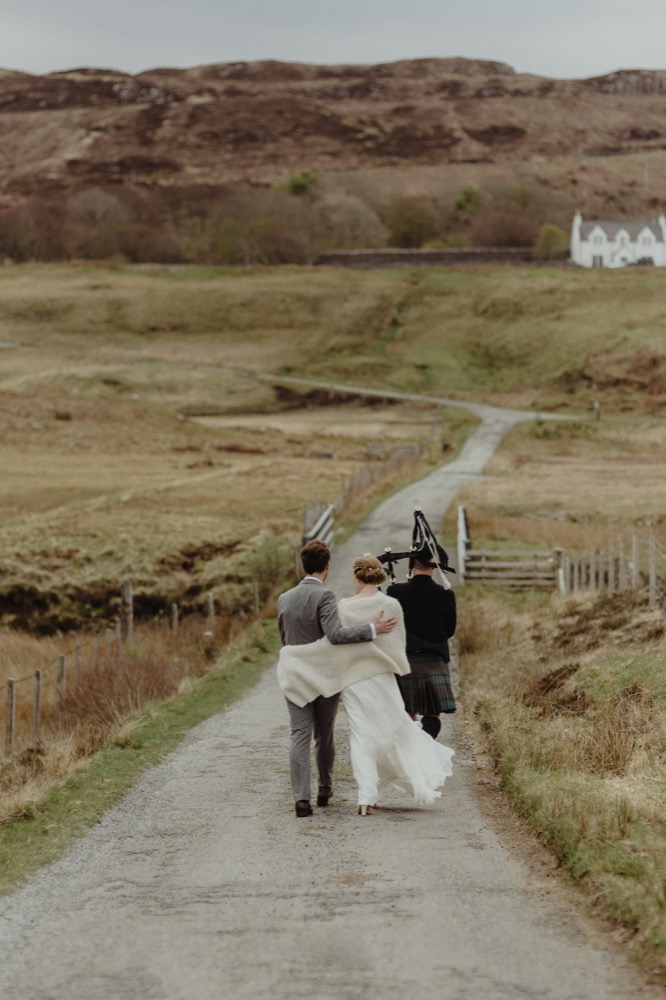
[
  {"xmin": 278, "ymin": 578, "xmax": 373, "ymax": 803},
  {"xmin": 285, "ymin": 692, "xmax": 340, "ymax": 802}
]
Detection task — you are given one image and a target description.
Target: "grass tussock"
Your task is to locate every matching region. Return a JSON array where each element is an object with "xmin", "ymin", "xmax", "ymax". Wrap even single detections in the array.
[{"xmin": 461, "ymin": 587, "xmax": 666, "ymax": 981}]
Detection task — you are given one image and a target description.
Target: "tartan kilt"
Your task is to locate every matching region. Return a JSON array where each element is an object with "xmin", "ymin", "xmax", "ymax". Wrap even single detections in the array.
[{"xmin": 397, "ymin": 658, "xmax": 456, "ymax": 715}]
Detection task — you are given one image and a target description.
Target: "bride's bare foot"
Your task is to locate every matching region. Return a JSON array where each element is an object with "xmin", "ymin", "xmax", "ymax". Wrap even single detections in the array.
[{"xmin": 357, "ymin": 805, "xmax": 373, "ymax": 816}]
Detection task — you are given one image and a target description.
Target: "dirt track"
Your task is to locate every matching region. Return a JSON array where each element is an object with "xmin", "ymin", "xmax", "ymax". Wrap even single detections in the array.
[{"xmin": 0, "ymin": 400, "xmax": 662, "ymax": 1000}]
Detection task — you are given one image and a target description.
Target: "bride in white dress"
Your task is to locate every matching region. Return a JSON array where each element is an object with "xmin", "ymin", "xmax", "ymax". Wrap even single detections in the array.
[{"xmin": 277, "ymin": 554, "xmax": 454, "ymax": 815}]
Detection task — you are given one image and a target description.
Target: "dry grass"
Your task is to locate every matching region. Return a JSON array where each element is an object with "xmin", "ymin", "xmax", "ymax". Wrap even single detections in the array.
[
  {"xmin": 0, "ymin": 613, "xmax": 239, "ymax": 824},
  {"xmin": 0, "ymin": 270, "xmax": 455, "ymax": 630},
  {"xmin": 460, "ymin": 588, "xmax": 666, "ymax": 980},
  {"xmin": 2, "ymin": 262, "xmax": 665, "ymax": 634},
  {"xmin": 0, "ymin": 733, "xmax": 92, "ymax": 826},
  {"xmin": 447, "ymin": 415, "xmax": 666, "ymax": 554}
]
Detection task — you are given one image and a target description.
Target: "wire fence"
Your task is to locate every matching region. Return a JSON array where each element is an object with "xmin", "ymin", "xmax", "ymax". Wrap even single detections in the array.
[
  {"xmin": 334, "ymin": 442, "xmax": 423, "ymax": 517},
  {"xmin": 2, "ymin": 589, "xmax": 220, "ymax": 762},
  {"xmin": 559, "ymin": 531, "xmax": 666, "ymax": 608}
]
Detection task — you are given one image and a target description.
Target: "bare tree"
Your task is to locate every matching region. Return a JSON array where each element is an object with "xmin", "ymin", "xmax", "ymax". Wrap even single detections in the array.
[{"xmin": 313, "ymin": 193, "xmax": 387, "ymax": 249}]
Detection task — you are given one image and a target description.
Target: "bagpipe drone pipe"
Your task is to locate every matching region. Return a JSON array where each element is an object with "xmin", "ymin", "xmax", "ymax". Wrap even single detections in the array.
[{"xmin": 376, "ymin": 507, "xmax": 456, "ymax": 588}]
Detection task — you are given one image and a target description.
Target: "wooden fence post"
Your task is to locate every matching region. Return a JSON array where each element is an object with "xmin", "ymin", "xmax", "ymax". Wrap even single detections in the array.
[
  {"xmin": 648, "ymin": 533, "xmax": 657, "ymax": 608},
  {"xmin": 608, "ymin": 544, "xmax": 615, "ymax": 593},
  {"xmin": 559, "ymin": 554, "xmax": 569, "ymax": 594},
  {"xmin": 618, "ymin": 539, "xmax": 627, "ymax": 591},
  {"xmin": 56, "ymin": 655, "xmax": 65, "ymax": 725},
  {"xmin": 631, "ymin": 532, "xmax": 640, "ymax": 590},
  {"xmin": 457, "ymin": 506, "xmax": 470, "ymax": 585},
  {"xmin": 302, "ymin": 502, "xmax": 335, "ymax": 548},
  {"xmin": 5, "ymin": 679, "xmax": 15, "ymax": 757},
  {"xmin": 33, "ymin": 670, "xmax": 42, "ymax": 744},
  {"xmin": 207, "ymin": 592, "xmax": 215, "ymax": 628},
  {"xmin": 171, "ymin": 603, "xmax": 179, "ymax": 638},
  {"xmin": 554, "ymin": 549, "xmax": 565, "ymax": 594},
  {"xmin": 121, "ymin": 579, "xmax": 134, "ymax": 643}
]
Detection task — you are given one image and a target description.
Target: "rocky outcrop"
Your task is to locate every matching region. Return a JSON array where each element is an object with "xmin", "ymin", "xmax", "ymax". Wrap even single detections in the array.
[{"xmin": 0, "ymin": 57, "xmax": 664, "ymax": 203}]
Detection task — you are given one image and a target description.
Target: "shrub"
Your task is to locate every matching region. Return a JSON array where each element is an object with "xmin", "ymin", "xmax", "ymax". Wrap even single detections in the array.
[
  {"xmin": 206, "ymin": 188, "xmax": 314, "ymax": 264},
  {"xmin": 453, "ymin": 184, "xmax": 484, "ymax": 216},
  {"xmin": 245, "ymin": 535, "xmax": 296, "ymax": 602},
  {"xmin": 535, "ymin": 223, "xmax": 569, "ymax": 260},
  {"xmin": 286, "ymin": 171, "xmax": 319, "ymax": 198},
  {"xmin": 384, "ymin": 196, "xmax": 438, "ymax": 248},
  {"xmin": 0, "ymin": 200, "xmax": 67, "ymax": 261},
  {"xmin": 313, "ymin": 193, "xmax": 387, "ymax": 249},
  {"xmin": 469, "ymin": 208, "xmax": 539, "ymax": 247}
]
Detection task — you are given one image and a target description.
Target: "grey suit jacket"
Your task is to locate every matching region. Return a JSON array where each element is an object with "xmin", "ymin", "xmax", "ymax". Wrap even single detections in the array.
[{"xmin": 277, "ymin": 578, "xmax": 373, "ymax": 647}]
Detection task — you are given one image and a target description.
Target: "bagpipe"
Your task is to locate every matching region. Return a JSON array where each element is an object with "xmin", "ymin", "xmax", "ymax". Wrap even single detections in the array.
[{"xmin": 376, "ymin": 507, "xmax": 456, "ymax": 588}]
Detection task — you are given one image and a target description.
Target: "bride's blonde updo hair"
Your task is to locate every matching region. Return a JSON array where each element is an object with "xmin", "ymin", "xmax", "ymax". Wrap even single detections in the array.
[{"xmin": 352, "ymin": 553, "xmax": 387, "ymax": 586}]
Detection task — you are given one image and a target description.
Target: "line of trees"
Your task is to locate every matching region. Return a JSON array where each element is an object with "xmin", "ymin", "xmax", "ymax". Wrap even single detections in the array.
[{"xmin": 0, "ymin": 175, "xmax": 570, "ymax": 265}]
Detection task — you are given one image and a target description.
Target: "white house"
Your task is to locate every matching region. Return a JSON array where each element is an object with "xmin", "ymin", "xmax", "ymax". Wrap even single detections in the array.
[{"xmin": 570, "ymin": 212, "xmax": 666, "ymax": 268}]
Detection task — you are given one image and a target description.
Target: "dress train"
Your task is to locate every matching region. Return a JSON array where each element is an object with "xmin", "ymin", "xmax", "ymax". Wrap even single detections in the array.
[{"xmin": 341, "ymin": 671, "xmax": 454, "ymax": 807}]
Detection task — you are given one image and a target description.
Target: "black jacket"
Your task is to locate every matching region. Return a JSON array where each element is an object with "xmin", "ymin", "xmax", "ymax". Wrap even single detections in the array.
[{"xmin": 387, "ymin": 575, "xmax": 457, "ymax": 660}]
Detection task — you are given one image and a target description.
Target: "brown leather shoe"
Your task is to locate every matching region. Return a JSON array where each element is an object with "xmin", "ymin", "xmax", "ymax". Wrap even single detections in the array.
[{"xmin": 295, "ymin": 800, "xmax": 313, "ymax": 817}]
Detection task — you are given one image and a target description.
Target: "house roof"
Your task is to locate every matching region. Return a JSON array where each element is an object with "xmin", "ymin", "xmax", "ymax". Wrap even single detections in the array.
[{"xmin": 580, "ymin": 219, "xmax": 664, "ymax": 241}]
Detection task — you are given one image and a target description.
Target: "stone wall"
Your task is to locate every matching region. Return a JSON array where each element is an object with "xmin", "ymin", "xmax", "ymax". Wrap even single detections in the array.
[{"xmin": 315, "ymin": 248, "xmax": 563, "ymax": 268}]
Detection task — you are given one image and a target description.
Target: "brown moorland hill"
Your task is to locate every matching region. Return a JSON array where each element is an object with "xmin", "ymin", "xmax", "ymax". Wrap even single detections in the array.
[{"xmin": 1, "ymin": 57, "xmax": 666, "ymax": 210}]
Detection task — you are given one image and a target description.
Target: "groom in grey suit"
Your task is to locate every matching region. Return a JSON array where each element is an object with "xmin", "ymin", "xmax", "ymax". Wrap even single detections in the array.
[{"xmin": 278, "ymin": 539, "xmax": 396, "ymax": 816}]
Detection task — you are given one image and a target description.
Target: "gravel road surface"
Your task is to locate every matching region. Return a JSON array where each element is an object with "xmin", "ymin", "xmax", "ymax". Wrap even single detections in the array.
[{"xmin": 1, "ymin": 400, "xmax": 661, "ymax": 1000}]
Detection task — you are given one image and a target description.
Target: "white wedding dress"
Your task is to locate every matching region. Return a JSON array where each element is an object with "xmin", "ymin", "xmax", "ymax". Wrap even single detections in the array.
[{"xmin": 338, "ymin": 597, "xmax": 455, "ymax": 807}]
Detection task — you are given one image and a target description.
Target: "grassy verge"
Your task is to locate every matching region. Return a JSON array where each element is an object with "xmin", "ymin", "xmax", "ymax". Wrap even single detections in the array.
[
  {"xmin": 0, "ymin": 617, "xmax": 280, "ymax": 896},
  {"xmin": 459, "ymin": 587, "xmax": 666, "ymax": 982}
]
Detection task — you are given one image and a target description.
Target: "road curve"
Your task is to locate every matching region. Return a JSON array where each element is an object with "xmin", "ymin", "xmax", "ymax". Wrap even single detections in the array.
[{"xmin": 0, "ymin": 400, "xmax": 660, "ymax": 1000}]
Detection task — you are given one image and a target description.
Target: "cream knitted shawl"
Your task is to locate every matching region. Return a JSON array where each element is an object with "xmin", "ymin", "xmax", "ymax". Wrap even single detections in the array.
[{"xmin": 277, "ymin": 591, "xmax": 410, "ymax": 708}]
